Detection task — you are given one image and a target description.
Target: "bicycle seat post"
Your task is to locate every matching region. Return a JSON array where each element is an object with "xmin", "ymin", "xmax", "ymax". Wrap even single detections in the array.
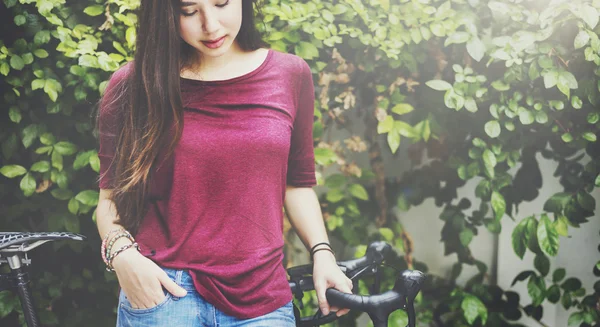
[
  {"xmin": 0, "ymin": 232, "xmax": 85, "ymax": 327},
  {"xmin": 1, "ymin": 252, "xmax": 40, "ymax": 327}
]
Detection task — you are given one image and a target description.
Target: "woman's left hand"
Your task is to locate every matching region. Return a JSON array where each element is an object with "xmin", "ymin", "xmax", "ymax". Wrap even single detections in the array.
[{"xmin": 312, "ymin": 250, "xmax": 353, "ymax": 317}]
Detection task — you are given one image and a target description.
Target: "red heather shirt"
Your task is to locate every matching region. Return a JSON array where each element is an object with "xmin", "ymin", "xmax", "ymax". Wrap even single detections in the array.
[{"xmin": 97, "ymin": 49, "xmax": 317, "ymax": 318}]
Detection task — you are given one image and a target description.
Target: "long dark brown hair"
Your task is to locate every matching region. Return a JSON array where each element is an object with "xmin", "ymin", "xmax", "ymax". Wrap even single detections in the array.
[{"xmin": 95, "ymin": 0, "xmax": 268, "ymax": 235}]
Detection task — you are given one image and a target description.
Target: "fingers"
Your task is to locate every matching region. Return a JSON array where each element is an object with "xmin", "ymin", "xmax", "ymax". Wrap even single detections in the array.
[
  {"xmin": 314, "ymin": 279, "xmax": 332, "ymax": 315},
  {"xmin": 158, "ymin": 272, "xmax": 188, "ymax": 298}
]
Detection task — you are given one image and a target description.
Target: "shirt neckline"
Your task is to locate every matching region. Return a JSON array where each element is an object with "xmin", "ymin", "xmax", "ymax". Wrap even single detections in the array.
[{"xmin": 180, "ymin": 48, "xmax": 273, "ymax": 86}]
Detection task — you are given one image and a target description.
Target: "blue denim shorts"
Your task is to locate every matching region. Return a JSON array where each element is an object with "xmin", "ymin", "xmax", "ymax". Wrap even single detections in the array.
[{"xmin": 116, "ymin": 266, "xmax": 296, "ymax": 327}]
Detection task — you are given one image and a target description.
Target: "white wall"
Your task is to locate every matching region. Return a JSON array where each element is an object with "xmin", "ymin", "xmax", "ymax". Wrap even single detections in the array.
[{"xmin": 306, "ymin": 122, "xmax": 598, "ymax": 326}]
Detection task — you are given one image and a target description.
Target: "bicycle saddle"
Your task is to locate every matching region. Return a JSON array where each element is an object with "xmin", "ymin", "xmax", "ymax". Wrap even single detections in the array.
[{"xmin": 0, "ymin": 232, "xmax": 85, "ymax": 252}]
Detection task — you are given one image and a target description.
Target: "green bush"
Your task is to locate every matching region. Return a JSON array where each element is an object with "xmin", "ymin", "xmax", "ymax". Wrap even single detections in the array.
[{"xmin": 1, "ymin": 0, "xmax": 598, "ymax": 326}]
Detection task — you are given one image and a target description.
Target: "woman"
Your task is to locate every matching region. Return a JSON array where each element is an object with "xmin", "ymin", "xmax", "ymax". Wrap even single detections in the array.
[{"xmin": 95, "ymin": 0, "xmax": 352, "ymax": 326}]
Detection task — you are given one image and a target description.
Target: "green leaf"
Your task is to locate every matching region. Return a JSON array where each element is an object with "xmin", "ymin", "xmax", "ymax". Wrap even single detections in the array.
[
  {"xmin": 561, "ymin": 278, "xmax": 582, "ymax": 291},
  {"xmin": 571, "ymin": 95, "xmax": 582, "ymax": 109},
  {"xmin": 554, "ymin": 214, "xmax": 569, "ymax": 236},
  {"xmin": 68, "ymin": 198, "xmax": 79, "ymax": 215},
  {"xmin": 34, "ymin": 30, "xmax": 51, "ymax": 45},
  {"xmin": 491, "ymin": 191, "xmax": 505, "ymax": 220},
  {"xmin": 535, "ymin": 111, "xmax": 548, "ymax": 124},
  {"xmin": 75, "ymin": 190, "xmax": 99, "ymax": 206},
  {"xmin": 10, "ymin": 55, "xmax": 24, "ymax": 70},
  {"xmin": 430, "ymin": 22, "xmax": 445, "ymax": 37},
  {"xmin": 83, "ymin": 5, "xmax": 104, "ymax": 16},
  {"xmin": 89, "ymin": 153, "xmax": 100, "ymax": 172},
  {"xmin": 534, "ymin": 254, "xmax": 550, "ymax": 276},
  {"xmin": 577, "ymin": 191, "xmax": 595, "ymax": 211},
  {"xmin": 582, "ymin": 132, "xmax": 597, "ymax": 142},
  {"xmin": 466, "ymin": 37, "xmax": 485, "ymax": 62},
  {"xmin": 22, "ymin": 124, "xmax": 39, "ymax": 149},
  {"xmin": 73, "ymin": 151, "xmax": 92, "ymax": 170},
  {"xmin": 461, "ymin": 295, "xmax": 488, "ymax": 325},
  {"xmin": 295, "ymin": 41, "xmax": 319, "ymax": 60},
  {"xmin": 32, "ymin": 79, "xmax": 45, "ymax": 90},
  {"xmin": 0, "ymin": 62, "xmax": 9, "ymax": 76},
  {"xmin": 511, "ymin": 270, "xmax": 534, "ymax": 286},
  {"xmin": 444, "ymin": 32, "xmax": 470, "ymax": 46},
  {"xmin": 459, "ymin": 228, "xmax": 474, "ymax": 246},
  {"xmin": 482, "ymin": 149, "xmax": 497, "ymax": 169},
  {"xmin": 491, "ymin": 80, "xmax": 510, "ymax": 91},
  {"xmin": 574, "ymin": 30, "xmax": 590, "ymax": 49},
  {"xmin": 51, "ymin": 151, "xmax": 63, "ymax": 171},
  {"xmin": 410, "ymin": 28, "xmax": 422, "ymax": 44},
  {"xmin": 14, "ymin": 15, "xmax": 26, "ymax": 26},
  {"xmin": 391, "ymin": 103, "xmax": 414, "ymax": 115},
  {"xmin": 348, "ymin": 183, "xmax": 369, "ymax": 201},
  {"xmin": 552, "ymin": 268, "xmax": 566, "ymax": 283},
  {"xmin": 559, "ymin": 71, "xmax": 578, "ymax": 89},
  {"xmin": 20, "ymin": 173, "xmax": 36, "ymax": 197},
  {"xmin": 561, "ymin": 133, "xmax": 573, "ymax": 143},
  {"xmin": 126, "ymin": 26, "xmax": 136, "ymax": 48},
  {"xmin": 379, "ymin": 227, "xmax": 394, "ymax": 242},
  {"xmin": 51, "ymin": 188, "xmax": 73, "ymax": 200},
  {"xmin": 484, "ymin": 120, "xmax": 501, "ymax": 138},
  {"xmin": 527, "ymin": 275, "xmax": 546, "ymax": 306},
  {"xmin": 572, "ymin": 4, "xmax": 599, "ymax": 29},
  {"xmin": 0, "ymin": 165, "xmax": 27, "ymax": 178},
  {"xmin": 595, "ymin": 174, "xmax": 600, "ymax": 187},
  {"xmin": 377, "ymin": 115, "xmax": 393, "ymax": 134},
  {"xmin": 537, "ymin": 214, "xmax": 559, "ymax": 256},
  {"xmin": 326, "ymin": 188, "xmax": 345, "ymax": 203},
  {"xmin": 33, "ymin": 49, "xmax": 49, "ymax": 58},
  {"xmin": 587, "ymin": 112, "xmax": 599, "ymax": 124},
  {"xmin": 568, "ymin": 312, "xmax": 583, "ymax": 326},
  {"xmin": 387, "ymin": 129, "xmax": 401, "ymax": 154},
  {"xmin": 519, "ymin": 110, "xmax": 535, "ymax": 125},
  {"xmin": 547, "ymin": 285, "xmax": 560, "ymax": 303},
  {"xmin": 543, "ymin": 70, "xmax": 558, "ymax": 89},
  {"xmin": 53, "ymin": 142, "xmax": 78, "ymax": 155},
  {"xmin": 8, "ymin": 107, "xmax": 21, "ymax": 123},
  {"xmin": 30, "ymin": 161, "xmax": 50, "ymax": 173},
  {"xmin": 464, "ymin": 98, "xmax": 478, "ymax": 112},
  {"xmin": 426, "ymin": 80, "xmax": 452, "ymax": 91},
  {"xmin": 394, "ymin": 121, "xmax": 418, "ymax": 138}
]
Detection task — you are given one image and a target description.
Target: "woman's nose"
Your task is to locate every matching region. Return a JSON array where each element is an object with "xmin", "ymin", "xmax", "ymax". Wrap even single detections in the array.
[{"xmin": 200, "ymin": 10, "xmax": 220, "ymax": 35}]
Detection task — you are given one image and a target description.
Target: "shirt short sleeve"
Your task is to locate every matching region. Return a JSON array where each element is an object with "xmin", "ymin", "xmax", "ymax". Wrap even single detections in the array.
[
  {"xmin": 286, "ymin": 60, "xmax": 317, "ymax": 187},
  {"xmin": 97, "ymin": 64, "xmax": 130, "ymax": 189}
]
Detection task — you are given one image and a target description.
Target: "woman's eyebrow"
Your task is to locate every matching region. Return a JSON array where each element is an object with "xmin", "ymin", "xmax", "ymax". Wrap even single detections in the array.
[{"xmin": 180, "ymin": 1, "xmax": 197, "ymax": 7}]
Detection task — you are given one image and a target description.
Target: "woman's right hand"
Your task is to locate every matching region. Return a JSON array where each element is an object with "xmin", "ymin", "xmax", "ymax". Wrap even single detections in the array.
[{"xmin": 111, "ymin": 248, "xmax": 188, "ymax": 309}]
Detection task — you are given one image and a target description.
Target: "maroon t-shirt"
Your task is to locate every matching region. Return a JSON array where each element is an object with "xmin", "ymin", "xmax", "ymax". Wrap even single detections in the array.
[{"xmin": 97, "ymin": 48, "xmax": 317, "ymax": 318}]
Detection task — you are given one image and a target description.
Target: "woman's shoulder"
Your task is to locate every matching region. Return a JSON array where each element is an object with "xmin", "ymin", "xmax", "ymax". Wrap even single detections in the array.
[{"xmin": 270, "ymin": 49, "xmax": 311, "ymax": 78}]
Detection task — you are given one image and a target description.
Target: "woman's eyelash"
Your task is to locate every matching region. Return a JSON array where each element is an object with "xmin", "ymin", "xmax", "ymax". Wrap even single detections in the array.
[{"xmin": 180, "ymin": 0, "xmax": 230, "ymax": 16}]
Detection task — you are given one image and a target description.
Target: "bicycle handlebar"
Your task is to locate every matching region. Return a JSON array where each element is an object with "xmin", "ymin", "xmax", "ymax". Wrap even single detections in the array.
[{"xmin": 287, "ymin": 241, "xmax": 426, "ymax": 327}]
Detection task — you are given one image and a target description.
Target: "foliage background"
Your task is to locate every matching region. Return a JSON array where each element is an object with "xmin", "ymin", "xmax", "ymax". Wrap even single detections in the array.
[{"xmin": 0, "ymin": 0, "xmax": 599, "ymax": 326}]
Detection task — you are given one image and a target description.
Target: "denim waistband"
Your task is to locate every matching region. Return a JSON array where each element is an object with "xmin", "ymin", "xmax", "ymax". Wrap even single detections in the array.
[{"xmin": 161, "ymin": 266, "xmax": 196, "ymax": 290}]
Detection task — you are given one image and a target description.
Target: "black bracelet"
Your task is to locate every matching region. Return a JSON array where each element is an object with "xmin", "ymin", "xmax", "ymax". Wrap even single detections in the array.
[
  {"xmin": 311, "ymin": 247, "xmax": 335, "ymax": 260},
  {"xmin": 310, "ymin": 242, "xmax": 332, "ymax": 254}
]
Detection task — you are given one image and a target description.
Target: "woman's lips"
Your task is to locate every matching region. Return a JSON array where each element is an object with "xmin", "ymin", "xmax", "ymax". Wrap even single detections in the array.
[
  {"xmin": 203, "ymin": 36, "xmax": 225, "ymax": 43},
  {"xmin": 202, "ymin": 36, "xmax": 226, "ymax": 49}
]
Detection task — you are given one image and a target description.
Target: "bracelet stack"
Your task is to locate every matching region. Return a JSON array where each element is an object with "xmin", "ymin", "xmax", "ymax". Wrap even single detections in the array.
[
  {"xmin": 101, "ymin": 228, "xmax": 140, "ymax": 272},
  {"xmin": 310, "ymin": 242, "xmax": 335, "ymax": 261}
]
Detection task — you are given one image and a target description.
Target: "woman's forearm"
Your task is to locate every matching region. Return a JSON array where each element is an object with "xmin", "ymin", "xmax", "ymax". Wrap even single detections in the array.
[
  {"xmin": 283, "ymin": 186, "xmax": 330, "ymax": 251},
  {"xmin": 96, "ymin": 189, "xmax": 133, "ymax": 257}
]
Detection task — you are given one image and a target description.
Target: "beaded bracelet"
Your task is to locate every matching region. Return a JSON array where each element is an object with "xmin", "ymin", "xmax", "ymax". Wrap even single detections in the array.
[
  {"xmin": 104, "ymin": 232, "xmax": 134, "ymax": 265},
  {"xmin": 101, "ymin": 228, "xmax": 127, "ymax": 265},
  {"xmin": 106, "ymin": 242, "xmax": 140, "ymax": 272}
]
